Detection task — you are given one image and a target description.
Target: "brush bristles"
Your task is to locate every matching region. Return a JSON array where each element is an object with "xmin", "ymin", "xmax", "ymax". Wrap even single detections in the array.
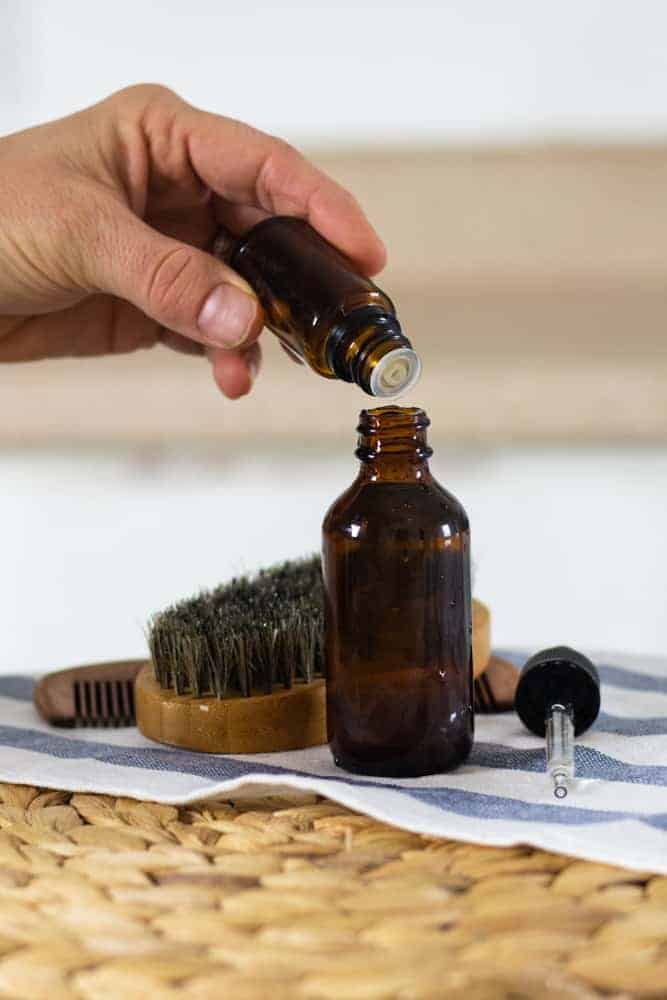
[{"xmin": 147, "ymin": 556, "xmax": 325, "ymax": 698}]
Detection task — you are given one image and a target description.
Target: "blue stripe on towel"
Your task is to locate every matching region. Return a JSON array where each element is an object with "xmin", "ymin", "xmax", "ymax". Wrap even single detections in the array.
[
  {"xmin": 403, "ymin": 786, "xmax": 631, "ymax": 826},
  {"xmin": 403, "ymin": 790, "xmax": 667, "ymax": 831},
  {"xmin": 595, "ymin": 712, "xmax": 667, "ymax": 737},
  {"xmin": 643, "ymin": 814, "xmax": 667, "ymax": 831},
  {"xmin": 0, "ymin": 723, "xmax": 664, "ymax": 832},
  {"xmin": 597, "ymin": 664, "xmax": 667, "ymax": 695},
  {"xmin": 1, "ymin": 719, "xmax": 665, "ymax": 791},
  {"xmin": 0, "ymin": 676, "xmax": 35, "ymax": 701},
  {"xmin": 472, "ymin": 742, "xmax": 667, "ymax": 785}
]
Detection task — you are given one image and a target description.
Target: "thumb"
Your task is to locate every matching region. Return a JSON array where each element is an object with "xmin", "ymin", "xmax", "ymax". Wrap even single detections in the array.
[{"xmin": 93, "ymin": 209, "xmax": 263, "ymax": 349}]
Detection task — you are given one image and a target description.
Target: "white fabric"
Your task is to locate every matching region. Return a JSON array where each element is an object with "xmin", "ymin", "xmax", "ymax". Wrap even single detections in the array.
[{"xmin": 0, "ymin": 650, "xmax": 665, "ymax": 874}]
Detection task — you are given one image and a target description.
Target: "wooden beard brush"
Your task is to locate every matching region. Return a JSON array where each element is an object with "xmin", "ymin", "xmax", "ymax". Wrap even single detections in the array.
[
  {"xmin": 135, "ymin": 556, "xmax": 502, "ymax": 754},
  {"xmin": 138, "ymin": 558, "xmax": 327, "ymax": 754}
]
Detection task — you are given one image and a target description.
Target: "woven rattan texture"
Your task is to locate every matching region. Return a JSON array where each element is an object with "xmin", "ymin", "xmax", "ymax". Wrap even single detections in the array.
[{"xmin": 0, "ymin": 783, "xmax": 664, "ymax": 999}]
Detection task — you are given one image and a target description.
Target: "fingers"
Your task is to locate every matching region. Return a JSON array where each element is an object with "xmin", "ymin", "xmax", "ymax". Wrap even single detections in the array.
[
  {"xmin": 196, "ymin": 122, "xmax": 386, "ymax": 275},
  {"xmin": 160, "ymin": 329, "xmax": 260, "ymax": 399},
  {"xmin": 207, "ymin": 341, "xmax": 261, "ymax": 399},
  {"xmin": 91, "ymin": 207, "xmax": 264, "ymax": 352},
  {"xmin": 138, "ymin": 92, "xmax": 386, "ymax": 275}
]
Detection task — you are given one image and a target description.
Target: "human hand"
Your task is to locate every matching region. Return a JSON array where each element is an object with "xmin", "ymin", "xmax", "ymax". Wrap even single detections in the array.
[{"xmin": 0, "ymin": 85, "xmax": 385, "ymax": 398}]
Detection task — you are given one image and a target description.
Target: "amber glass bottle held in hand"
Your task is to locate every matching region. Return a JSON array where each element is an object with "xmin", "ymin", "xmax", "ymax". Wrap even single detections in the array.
[
  {"xmin": 214, "ymin": 218, "xmax": 421, "ymax": 397},
  {"xmin": 322, "ymin": 407, "xmax": 473, "ymax": 777}
]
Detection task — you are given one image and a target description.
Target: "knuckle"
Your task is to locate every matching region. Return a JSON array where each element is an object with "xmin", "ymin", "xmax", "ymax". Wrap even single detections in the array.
[
  {"xmin": 110, "ymin": 83, "xmax": 180, "ymax": 113},
  {"xmin": 145, "ymin": 245, "xmax": 200, "ymax": 323},
  {"xmin": 255, "ymin": 138, "xmax": 310, "ymax": 213},
  {"xmin": 267, "ymin": 133, "xmax": 295, "ymax": 156},
  {"xmin": 266, "ymin": 136, "xmax": 302, "ymax": 175}
]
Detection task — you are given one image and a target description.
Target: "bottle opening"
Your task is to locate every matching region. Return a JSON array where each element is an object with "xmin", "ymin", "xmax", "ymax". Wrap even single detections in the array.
[
  {"xmin": 356, "ymin": 405, "xmax": 432, "ymax": 462},
  {"xmin": 369, "ymin": 348, "xmax": 422, "ymax": 399},
  {"xmin": 358, "ymin": 405, "xmax": 429, "ymax": 433}
]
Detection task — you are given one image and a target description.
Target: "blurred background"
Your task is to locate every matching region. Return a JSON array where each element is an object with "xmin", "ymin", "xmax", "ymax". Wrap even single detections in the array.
[{"xmin": 2, "ymin": 0, "xmax": 667, "ymax": 675}]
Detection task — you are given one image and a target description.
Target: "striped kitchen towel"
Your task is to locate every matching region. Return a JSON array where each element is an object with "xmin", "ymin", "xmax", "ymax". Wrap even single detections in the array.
[{"xmin": 0, "ymin": 650, "xmax": 665, "ymax": 874}]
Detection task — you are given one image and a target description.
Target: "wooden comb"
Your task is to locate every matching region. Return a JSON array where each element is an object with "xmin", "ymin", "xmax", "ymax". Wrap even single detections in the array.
[{"xmin": 33, "ymin": 660, "xmax": 144, "ymax": 728}]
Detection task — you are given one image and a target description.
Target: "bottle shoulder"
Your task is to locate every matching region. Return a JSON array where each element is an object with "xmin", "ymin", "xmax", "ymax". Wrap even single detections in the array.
[
  {"xmin": 428, "ymin": 475, "xmax": 470, "ymax": 531},
  {"xmin": 322, "ymin": 474, "xmax": 469, "ymax": 535},
  {"xmin": 322, "ymin": 478, "xmax": 366, "ymax": 531}
]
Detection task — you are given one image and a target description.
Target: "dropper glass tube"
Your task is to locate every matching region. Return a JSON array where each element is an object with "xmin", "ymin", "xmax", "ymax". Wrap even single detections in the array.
[{"xmin": 546, "ymin": 704, "xmax": 575, "ymax": 799}]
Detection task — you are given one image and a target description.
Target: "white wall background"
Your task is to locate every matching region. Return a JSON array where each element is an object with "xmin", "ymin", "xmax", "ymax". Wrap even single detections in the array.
[
  {"xmin": 3, "ymin": 445, "xmax": 667, "ymax": 675},
  {"xmin": 3, "ymin": 0, "xmax": 667, "ymax": 144}
]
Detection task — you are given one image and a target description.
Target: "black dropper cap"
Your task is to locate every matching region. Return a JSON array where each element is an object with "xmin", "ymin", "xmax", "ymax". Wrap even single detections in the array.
[{"xmin": 515, "ymin": 646, "xmax": 601, "ymax": 738}]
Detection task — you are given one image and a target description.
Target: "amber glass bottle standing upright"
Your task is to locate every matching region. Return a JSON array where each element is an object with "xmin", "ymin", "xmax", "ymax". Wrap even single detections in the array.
[
  {"xmin": 322, "ymin": 406, "xmax": 473, "ymax": 777},
  {"xmin": 214, "ymin": 218, "xmax": 421, "ymax": 397}
]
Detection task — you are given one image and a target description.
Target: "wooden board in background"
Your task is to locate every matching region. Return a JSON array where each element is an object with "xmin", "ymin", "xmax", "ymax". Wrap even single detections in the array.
[{"xmin": 3, "ymin": 145, "xmax": 667, "ymax": 446}]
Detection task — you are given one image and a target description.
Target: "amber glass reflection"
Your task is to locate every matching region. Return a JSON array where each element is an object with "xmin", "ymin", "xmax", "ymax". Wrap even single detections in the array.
[{"xmin": 322, "ymin": 407, "xmax": 473, "ymax": 777}]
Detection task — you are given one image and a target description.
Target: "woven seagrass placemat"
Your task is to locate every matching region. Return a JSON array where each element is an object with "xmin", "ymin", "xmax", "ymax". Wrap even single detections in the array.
[{"xmin": 0, "ymin": 782, "xmax": 664, "ymax": 999}]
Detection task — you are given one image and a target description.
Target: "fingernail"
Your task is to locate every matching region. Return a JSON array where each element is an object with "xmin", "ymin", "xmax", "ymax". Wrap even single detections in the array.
[{"xmin": 198, "ymin": 284, "xmax": 258, "ymax": 347}]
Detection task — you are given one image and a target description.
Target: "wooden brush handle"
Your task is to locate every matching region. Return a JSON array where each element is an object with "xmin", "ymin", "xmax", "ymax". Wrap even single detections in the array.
[{"xmin": 136, "ymin": 670, "xmax": 327, "ymax": 753}]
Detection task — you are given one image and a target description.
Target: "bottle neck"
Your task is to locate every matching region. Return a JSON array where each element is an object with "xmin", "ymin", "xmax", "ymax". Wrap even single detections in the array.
[
  {"xmin": 355, "ymin": 406, "xmax": 433, "ymax": 483},
  {"xmin": 329, "ymin": 307, "xmax": 421, "ymax": 398}
]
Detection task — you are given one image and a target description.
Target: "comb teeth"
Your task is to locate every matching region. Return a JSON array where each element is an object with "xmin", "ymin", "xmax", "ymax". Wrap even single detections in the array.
[{"xmin": 72, "ymin": 679, "xmax": 136, "ymax": 727}]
